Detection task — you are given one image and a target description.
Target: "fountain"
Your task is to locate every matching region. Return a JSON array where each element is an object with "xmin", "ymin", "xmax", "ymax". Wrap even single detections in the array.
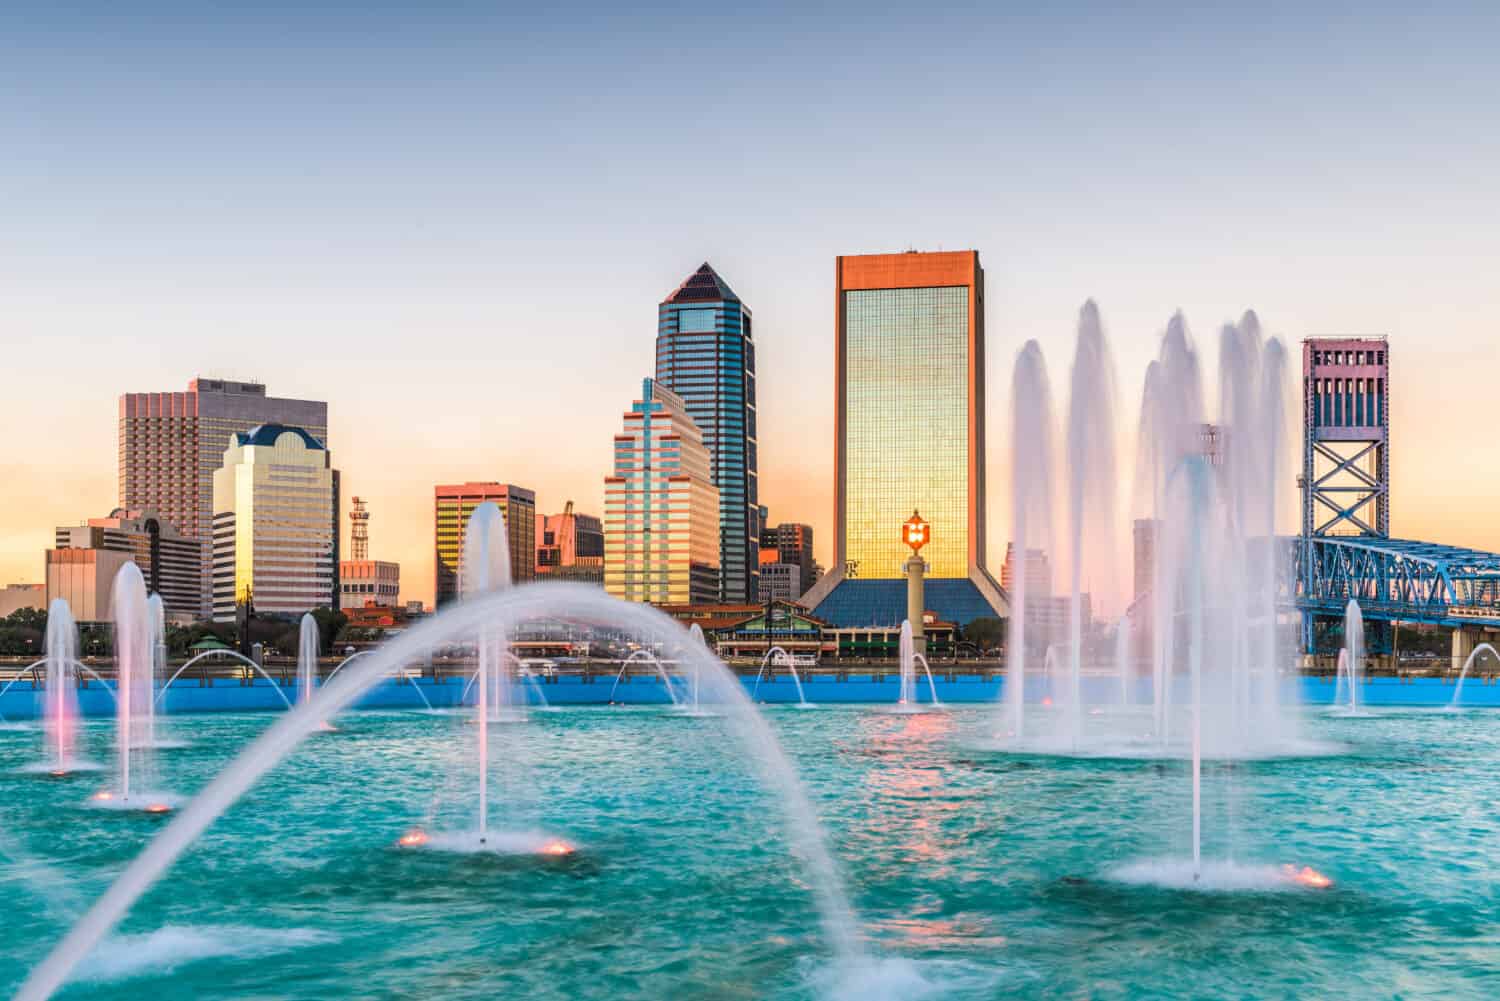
[
  {"xmin": 1062, "ymin": 301, "xmax": 1120, "ymax": 749},
  {"xmin": 673, "ymin": 622, "xmax": 725, "ymax": 715},
  {"xmin": 296, "ymin": 614, "xmax": 319, "ymax": 706},
  {"xmin": 38, "ymin": 601, "xmax": 94, "ymax": 775},
  {"xmin": 92, "ymin": 563, "xmax": 177, "ymax": 812},
  {"xmin": 608, "ymin": 649, "xmax": 683, "ymax": 707},
  {"xmin": 891, "ymin": 621, "xmax": 940, "ymax": 713},
  {"xmin": 15, "ymin": 579, "xmax": 868, "ymax": 1001},
  {"xmin": 1335, "ymin": 599, "xmax": 1367, "ymax": 716},
  {"xmin": 1005, "ymin": 339, "xmax": 1057, "ymax": 739},
  {"xmin": 1449, "ymin": 642, "xmax": 1500, "ymax": 709},
  {"xmin": 295, "ymin": 614, "xmax": 337, "ymax": 731},
  {"xmin": 751, "ymin": 646, "xmax": 812, "ymax": 707},
  {"xmin": 1114, "ymin": 616, "xmax": 1132, "ymax": 706}
]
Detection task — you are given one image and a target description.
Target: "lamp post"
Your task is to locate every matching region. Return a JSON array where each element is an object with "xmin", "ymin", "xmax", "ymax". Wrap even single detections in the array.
[{"xmin": 903, "ymin": 510, "xmax": 930, "ymax": 657}]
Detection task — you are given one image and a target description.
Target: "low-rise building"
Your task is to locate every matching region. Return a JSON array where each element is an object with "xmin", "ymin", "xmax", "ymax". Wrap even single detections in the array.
[
  {"xmin": 0, "ymin": 583, "xmax": 44, "ymax": 617},
  {"xmin": 339, "ymin": 560, "xmax": 400, "ymax": 610}
]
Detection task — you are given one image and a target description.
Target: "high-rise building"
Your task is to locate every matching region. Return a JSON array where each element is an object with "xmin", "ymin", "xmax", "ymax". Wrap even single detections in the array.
[
  {"xmin": 761, "ymin": 520, "xmax": 819, "ymax": 596},
  {"xmin": 655, "ymin": 264, "xmax": 758, "ymax": 602},
  {"xmin": 119, "ymin": 378, "xmax": 327, "ymax": 618},
  {"xmin": 1001, "ymin": 543, "xmax": 1053, "ymax": 598},
  {"xmin": 433, "ymin": 483, "xmax": 536, "ymax": 607},
  {"xmin": 536, "ymin": 501, "xmax": 605, "ymax": 585},
  {"xmin": 211, "ymin": 425, "xmax": 336, "ymax": 622},
  {"xmin": 604, "ymin": 378, "xmax": 720, "ymax": 605},
  {"xmin": 801, "ymin": 250, "xmax": 1006, "ymax": 626},
  {"xmin": 49, "ymin": 508, "xmax": 201, "ymax": 619}
]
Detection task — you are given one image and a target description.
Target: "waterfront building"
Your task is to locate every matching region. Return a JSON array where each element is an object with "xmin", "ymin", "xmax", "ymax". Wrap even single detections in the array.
[
  {"xmin": 49, "ymin": 508, "xmax": 201, "ymax": 619},
  {"xmin": 604, "ymin": 378, "xmax": 721, "ymax": 605},
  {"xmin": 536, "ymin": 501, "xmax": 605, "ymax": 585},
  {"xmin": 210, "ymin": 425, "xmax": 336, "ymax": 623},
  {"xmin": 0, "ymin": 583, "xmax": 45, "ymax": 617},
  {"xmin": 655, "ymin": 264, "xmax": 759, "ymax": 602},
  {"xmin": 800, "ymin": 250, "xmax": 1006, "ymax": 626},
  {"xmin": 658, "ymin": 600, "xmax": 826, "ymax": 659},
  {"xmin": 433, "ymin": 483, "xmax": 536, "ymax": 606},
  {"xmin": 119, "ymin": 378, "xmax": 328, "ymax": 618}
]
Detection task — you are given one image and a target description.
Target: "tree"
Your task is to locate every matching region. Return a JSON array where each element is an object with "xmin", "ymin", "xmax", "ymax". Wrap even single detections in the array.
[
  {"xmin": 962, "ymin": 616, "xmax": 1006, "ymax": 653},
  {"xmin": 310, "ymin": 608, "xmax": 348, "ymax": 655}
]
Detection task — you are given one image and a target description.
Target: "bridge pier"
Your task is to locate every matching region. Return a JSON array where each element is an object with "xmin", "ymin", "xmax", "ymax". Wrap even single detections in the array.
[{"xmin": 1452, "ymin": 627, "xmax": 1500, "ymax": 674}]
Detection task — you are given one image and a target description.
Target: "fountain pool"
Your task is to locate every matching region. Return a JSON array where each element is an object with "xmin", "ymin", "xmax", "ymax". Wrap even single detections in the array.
[{"xmin": 0, "ymin": 705, "xmax": 1496, "ymax": 999}]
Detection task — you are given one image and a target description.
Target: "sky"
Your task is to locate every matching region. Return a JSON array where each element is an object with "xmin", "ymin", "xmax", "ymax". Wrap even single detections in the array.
[{"xmin": 2, "ymin": 2, "xmax": 1497, "ymax": 606}]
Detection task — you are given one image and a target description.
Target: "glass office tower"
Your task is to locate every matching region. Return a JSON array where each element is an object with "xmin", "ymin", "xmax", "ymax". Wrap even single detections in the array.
[
  {"xmin": 803, "ymin": 250, "xmax": 1006, "ymax": 627},
  {"xmin": 655, "ymin": 264, "xmax": 758, "ymax": 603}
]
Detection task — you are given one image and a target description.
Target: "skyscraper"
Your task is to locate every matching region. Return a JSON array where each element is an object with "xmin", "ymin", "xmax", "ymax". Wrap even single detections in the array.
[
  {"xmin": 800, "ymin": 250, "xmax": 1006, "ymax": 626},
  {"xmin": 210, "ymin": 425, "xmax": 335, "ymax": 623},
  {"xmin": 604, "ymin": 378, "xmax": 720, "ymax": 605},
  {"xmin": 655, "ymin": 263, "xmax": 758, "ymax": 602},
  {"xmin": 433, "ymin": 483, "xmax": 536, "ymax": 607},
  {"xmin": 119, "ymin": 378, "xmax": 328, "ymax": 618}
]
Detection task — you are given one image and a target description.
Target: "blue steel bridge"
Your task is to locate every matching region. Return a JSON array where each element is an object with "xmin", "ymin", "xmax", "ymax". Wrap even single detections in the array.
[{"xmin": 1291, "ymin": 535, "xmax": 1500, "ymax": 633}]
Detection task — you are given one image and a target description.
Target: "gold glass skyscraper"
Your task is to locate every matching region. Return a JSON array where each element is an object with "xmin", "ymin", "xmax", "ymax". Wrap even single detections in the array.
[{"xmin": 803, "ymin": 250, "xmax": 1005, "ymax": 627}]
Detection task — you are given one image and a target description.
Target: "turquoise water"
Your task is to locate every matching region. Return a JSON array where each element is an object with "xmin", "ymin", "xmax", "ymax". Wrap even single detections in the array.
[{"xmin": 2, "ymin": 706, "xmax": 1498, "ymax": 999}]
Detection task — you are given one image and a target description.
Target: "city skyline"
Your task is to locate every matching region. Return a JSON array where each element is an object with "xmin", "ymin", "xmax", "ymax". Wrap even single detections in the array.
[{"xmin": 4, "ymin": 5, "xmax": 1499, "ymax": 604}]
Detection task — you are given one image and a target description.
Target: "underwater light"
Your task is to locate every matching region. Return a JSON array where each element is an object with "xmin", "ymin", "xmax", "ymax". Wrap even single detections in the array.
[
  {"xmin": 542, "ymin": 840, "xmax": 576, "ymax": 857},
  {"xmin": 397, "ymin": 830, "xmax": 429, "ymax": 848},
  {"xmin": 1283, "ymin": 865, "xmax": 1332, "ymax": 889}
]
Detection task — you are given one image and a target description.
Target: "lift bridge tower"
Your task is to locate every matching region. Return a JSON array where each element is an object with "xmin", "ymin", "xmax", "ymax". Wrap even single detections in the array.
[{"xmin": 1300, "ymin": 337, "xmax": 1390, "ymax": 653}]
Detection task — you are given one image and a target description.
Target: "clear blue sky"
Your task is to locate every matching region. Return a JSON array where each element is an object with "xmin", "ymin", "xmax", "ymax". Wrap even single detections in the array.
[{"xmin": 3, "ymin": 2, "xmax": 1497, "ymax": 602}]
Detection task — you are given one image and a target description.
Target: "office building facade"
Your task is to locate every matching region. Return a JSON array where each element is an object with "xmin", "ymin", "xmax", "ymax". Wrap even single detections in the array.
[
  {"xmin": 761, "ymin": 520, "xmax": 819, "ymax": 596},
  {"xmin": 536, "ymin": 501, "xmax": 605, "ymax": 585},
  {"xmin": 51, "ymin": 508, "xmax": 201, "ymax": 619},
  {"xmin": 801, "ymin": 250, "xmax": 1006, "ymax": 626},
  {"xmin": 119, "ymin": 378, "xmax": 327, "ymax": 618},
  {"xmin": 433, "ymin": 483, "xmax": 536, "ymax": 607},
  {"xmin": 655, "ymin": 263, "xmax": 758, "ymax": 602},
  {"xmin": 757, "ymin": 559, "xmax": 802, "ymax": 604},
  {"xmin": 604, "ymin": 378, "xmax": 720, "ymax": 605},
  {"xmin": 211, "ymin": 425, "xmax": 336, "ymax": 622}
]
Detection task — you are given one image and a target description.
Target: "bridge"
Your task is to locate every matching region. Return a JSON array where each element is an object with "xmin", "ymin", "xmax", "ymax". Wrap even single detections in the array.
[
  {"xmin": 1293, "ymin": 535, "xmax": 1500, "ymax": 631},
  {"xmin": 1294, "ymin": 338, "xmax": 1500, "ymax": 661}
]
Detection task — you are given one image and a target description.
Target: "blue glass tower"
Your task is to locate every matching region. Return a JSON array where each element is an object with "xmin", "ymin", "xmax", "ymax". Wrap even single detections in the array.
[{"xmin": 656, "ymin": 264, "xmax": 758, "ymax": 603}]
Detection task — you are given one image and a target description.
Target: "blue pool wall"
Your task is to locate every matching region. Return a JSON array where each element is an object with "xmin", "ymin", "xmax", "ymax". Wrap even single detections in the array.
[{"xmin": 1, "ymin": 673, "xmax": 1495, "ymax": 719}]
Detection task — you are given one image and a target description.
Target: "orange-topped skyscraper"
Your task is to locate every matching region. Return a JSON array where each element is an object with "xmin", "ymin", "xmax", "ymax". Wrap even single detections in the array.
[{"xmin": 800, "ymin": 250, "xmax": 1006, "ymax": 627}]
